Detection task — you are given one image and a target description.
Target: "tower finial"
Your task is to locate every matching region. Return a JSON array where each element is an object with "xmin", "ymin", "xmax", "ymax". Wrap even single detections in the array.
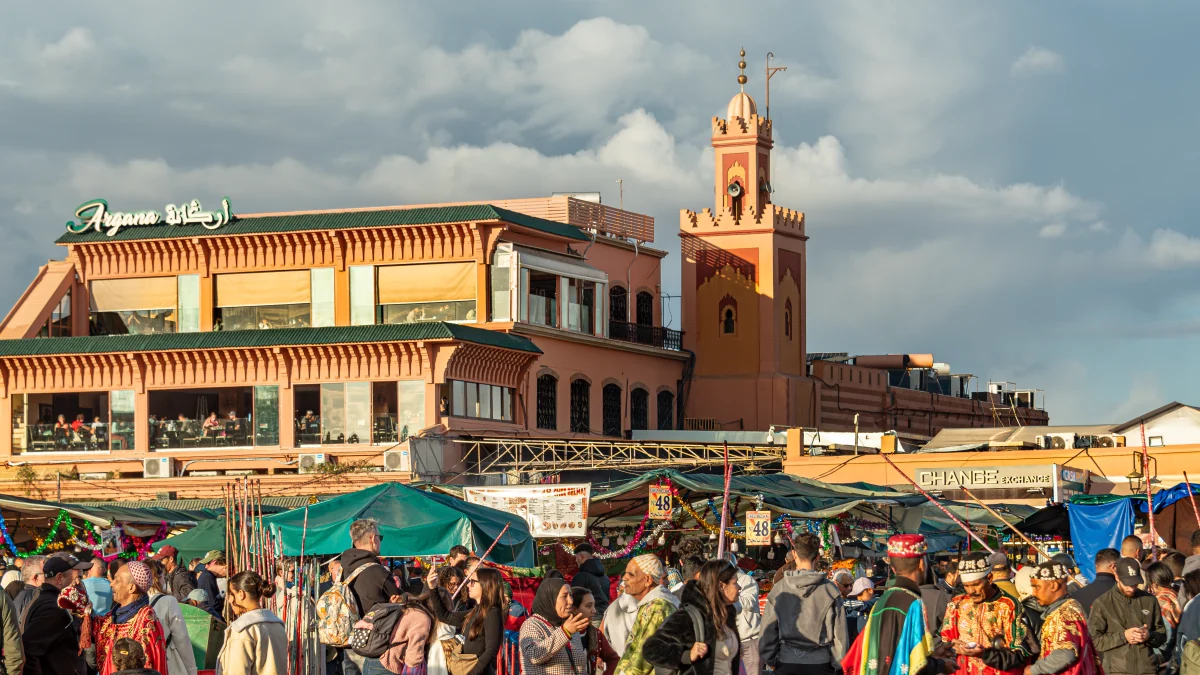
[{"xmin": 737, "ymin": 48, "xmax": 747, "ymax": 91}]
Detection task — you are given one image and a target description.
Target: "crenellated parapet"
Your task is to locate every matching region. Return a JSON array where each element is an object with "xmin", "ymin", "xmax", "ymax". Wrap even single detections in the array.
[
  {"xmin": 679, "ymin": 202, "xmax": 805, "ymax": 237},
  {"xmin": 712, "ymin": 114, "xmax": 773, "ymax": 144}
]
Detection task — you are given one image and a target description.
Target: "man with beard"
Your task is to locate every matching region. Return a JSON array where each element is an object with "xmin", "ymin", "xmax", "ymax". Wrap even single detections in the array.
[
  {"xmin": 1023, "ymin": 560, "xmax": 1101, "ymax": 675},
  {"xmin": 941, "ymin": 552, "xmax": 1033, "ymax": 675},
  {"xmin": 1088, "ymin": 557, "xmax": 1166, "ymax": 675}
]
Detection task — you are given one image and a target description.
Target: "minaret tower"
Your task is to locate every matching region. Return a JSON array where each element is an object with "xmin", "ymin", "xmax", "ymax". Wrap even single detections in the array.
[{"xmin": 679, "ymin": 49, "xmax": 811, "ymax": 430}]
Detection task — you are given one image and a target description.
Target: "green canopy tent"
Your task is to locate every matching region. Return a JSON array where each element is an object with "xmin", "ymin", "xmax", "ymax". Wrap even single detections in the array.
[
  {"xmin": 151, "ymin": 517, "xmax": 229, "ymax": 564},
  {"xmin": 264, "ymin": 483, "xmax": 536, "ymax": 567}
]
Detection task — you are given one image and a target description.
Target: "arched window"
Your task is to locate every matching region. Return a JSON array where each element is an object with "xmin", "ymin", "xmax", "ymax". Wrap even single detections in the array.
[
  {"xmin": 784, "ymin": 299, "xmax": 793, "ymax": 340},
  {"xmin": 722, "ymin": 308, "xmax": 736, "ymax": 334},
  {"xmin": 631, "ymin": 388, "xmax": 649, "ymax": 431},
  {"xmin": 657, "ymin": 391, "xmax": 675, "ymax": 430},
  {"xmin": 635, "ymin": 291, "xmax": 654, "ymax": 327},
  {"xmin": 536, "ymin": 375, "xmax": 557, "ymax": 430},
  {"xmin": 609, "ymin": 286, "xmax": 627, "ymax": 323},
  {"xmin": 602, "ymin": 383, "xmax": 622, "ymax": 437},
  {"xmin": 570, "ymin": 379, "xmax": 590, "ymax": 433}
]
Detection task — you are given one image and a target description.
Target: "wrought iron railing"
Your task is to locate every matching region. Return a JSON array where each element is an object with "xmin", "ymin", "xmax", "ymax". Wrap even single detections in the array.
[{"xmin": 608, "ymin": 320, "xmax": 683, "ymax": 351}]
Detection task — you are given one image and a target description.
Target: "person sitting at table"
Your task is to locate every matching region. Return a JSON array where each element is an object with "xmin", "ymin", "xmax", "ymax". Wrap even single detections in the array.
[
  {"xmin": 225, "ymin": 411, "xmax": 245, "ymax": 443},
  {"xmin": 202, "ymin": 412, "xmax": 221, "ymax": 442},
  {"xmin": 54, "ymin": 414, "xmax": 70, "ymax": 448},
  {"xmin": 91, "ymin": 416, "xmax": 107, "ymax": 449}
]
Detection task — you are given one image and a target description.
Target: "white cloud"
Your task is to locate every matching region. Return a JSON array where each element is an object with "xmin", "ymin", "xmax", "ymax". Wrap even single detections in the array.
[
  {"xmin": 1010, "ymin": 47, "xmax": 1064, "ymax": 77},
  {"xmin": 1144, "ymin": 228, "xmax": 1200, "ymax": 269},
  {"xmin": 1039, "ymin": 222, "xmax": 1067, "ymax": 238}
]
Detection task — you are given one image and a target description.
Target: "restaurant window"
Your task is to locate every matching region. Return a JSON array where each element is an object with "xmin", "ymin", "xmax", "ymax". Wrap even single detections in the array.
[
  {"xmin": 378, "ymin": 262, "xmax": 477, "ymax": 324},
  {"xmin": 536, "ymin": 375, "xmax": 557, "ymax": 430},
  {"xmin": 37, "ymin": 289, "xmax": 72, "ymax": 338},
  {"xmin": 311, "ymin": 268, "xmax": 335, "ymax": 328},
  {"xmin": 178, "ymin": 275, "xmax": 200, "ymax": 333},
  {"xmin": 25, "ymin": 392, "xmax": 109, "ymax": 452},
  {"xmin": 631, "ymin": 388, "xmax": 649, "ymax": 431},
  {"xmin": 448, "ymin": 380, "xmax": 514, "ymax": 422},
  {"xmin": 254, "ymin": 386, "xmax": 279, "ymax": 446},
  {"xmin": 491, "ymin": 249, "xmax": 512, "ymax": 322},
  {"xmin": 89, "ymin": 277, "xmax": 178, "ymax": 335},
  {"xmin": 397, "ymin": 380, "xmax": 426, "ymax": 440},
  {"xmin": 315, "ymin": 382, "xmax": 370, "ymax": 444},
  {"xmin": 110, "ymin": 390, "xmax": 136, "ymax": 451},
  {"xmin": 602, "ymin": 383, "xmax": 622, "ymax": 437},
  {"xmin": 610, "ymin": 286, "xmax": 627, "ymax": 323},
  {"xmin": 527, "ymin": 271, "xmax": 558, "ymax": 328},
  {"xmin": 214, "ymin": 270, "xmax": 311, "ymax": 331},
  {"xmin": 570, "ymin": 379, "xmax": 590, "ymax": 433},
  {"xmin": 657, "ymin": 390, "xmax": 675, "ymax": 430},
  {"xmin": 350, "ymin": 265, "xmax": 376, "ymax": 326},
  {"xmin": 567, "ymin": 278, "xmax": 595, "ymax": 334}
]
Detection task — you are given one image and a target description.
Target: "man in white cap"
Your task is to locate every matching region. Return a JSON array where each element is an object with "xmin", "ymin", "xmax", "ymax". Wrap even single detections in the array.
[{"xmin": 612, "ymin": 554, "xmax": 677, "ymax": 675}]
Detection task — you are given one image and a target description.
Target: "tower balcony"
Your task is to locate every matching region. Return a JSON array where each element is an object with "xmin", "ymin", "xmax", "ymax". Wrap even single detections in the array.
[{"xmin": 608, "ymin": 320, "xmax": 683, "ymax": 351}]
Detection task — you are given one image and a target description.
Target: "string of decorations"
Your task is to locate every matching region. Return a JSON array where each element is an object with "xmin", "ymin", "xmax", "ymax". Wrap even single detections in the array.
[{"xmin": 0, "ymin": 509, "xmax": 169, "ymax": 561}]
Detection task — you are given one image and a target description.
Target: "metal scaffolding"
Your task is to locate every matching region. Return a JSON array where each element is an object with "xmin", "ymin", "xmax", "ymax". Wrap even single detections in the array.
[{"xmin": 455, "ymin": 437, "xmax": 785, "ymax": 475}]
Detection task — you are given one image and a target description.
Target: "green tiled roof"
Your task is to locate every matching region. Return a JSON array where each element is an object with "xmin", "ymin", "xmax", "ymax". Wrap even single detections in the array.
[
  {"xmin": 55, "ymin": 204, "xmax": 589, "ymax": 244},
  {"xmin": 0, "ymin": 322, "xmax": 541, "ymax": 357}
]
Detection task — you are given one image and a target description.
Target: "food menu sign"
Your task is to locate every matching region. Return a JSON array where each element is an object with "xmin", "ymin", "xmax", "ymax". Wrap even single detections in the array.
[{"xmin": 463, "ymin": 484, "xmax": 591, "ymax": 538}]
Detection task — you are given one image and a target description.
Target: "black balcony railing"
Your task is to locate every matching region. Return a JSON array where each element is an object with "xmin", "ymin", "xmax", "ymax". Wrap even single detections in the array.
[{"xmin": 609, "ymin": 320, "xmax": 683, "ymax": 351}]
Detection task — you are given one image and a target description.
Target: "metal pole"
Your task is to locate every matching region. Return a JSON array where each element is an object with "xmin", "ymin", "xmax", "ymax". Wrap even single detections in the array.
[
  {"xmin": 450, "ymin": 523, "xmax": 512, "ymax": 602},
  {"xmin": 1184, "ymin": 472, "xmax": 1200, "ymax": 527},
  {"xmin": 879, "ymin": 452, "xmax": 995, "ymax": 553},
  {"xmin": 717, "ymin": 442, "xmax": 731, "ymax": 558},
  {"xmin": 1140, "ymin": 422, "xmax": 1158, "ymax": 559}
]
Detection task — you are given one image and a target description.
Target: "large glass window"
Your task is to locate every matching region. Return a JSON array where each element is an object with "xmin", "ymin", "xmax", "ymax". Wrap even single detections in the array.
[
  {"xmin": 448, "ymin": 380, "xmax": 514, "ymax": 422},
  {"xmin": 567, "ymin": 279, "xmax": 595, "ymax": 334},
  {"xmin": 177, "ymin": 275, "xmax": 200, "ymax": 333},
  {"xmin": 37, "ymin": 289, "xmax": 72, "ymax": 338},
  {"xmin": 254, "ymin": 386, "xmax": 279, "ymax": 446},
  {"xmin": 602, "ymin": 384, "xmax": 622, "ymax": 437},
  {"xmin": 90, "ymin": 277, "xmax": 177, "ymax": 335},
  {"xmin": 345, "ymin": 382, "xmax": 370, "ymax": 444},
  {"xmin": 350, "ymin": 266, "xmax": 376, "ymax": 326},
  {"xmin": 528, "ymin": 272, "xmax": 558, "ymax": 328},
  {"xmin": 397, "ymin": 380, "xmax": 426, "ymax": 441},
  {"xmin": 110, "ymin": 390, "xmax": 136, "ymax": 451},
  {"xmin": 25, "ymin": 392, "xmax": 109, "ymax": 452},
  {"xmin": 377, "ymin": 262, "xmax": 477, "ymax": 324},
  {"xmin": 311, "ymin": 268, "xmax": 335, "ymax": 328},
  {"xmin": 215, "ymin": 270, "xmax": 311, "ymax": 331},
  {"xmin": 151, "ymin": 387, "xmax": 253, "ymax": 448},
  {"xmin": 320, "ymin": 383, "xmax": 345, "ymax": 444},
  {"xmin": 491, "ymin": 249, "xmax": 512, "ymax": 322},
  {"xmin": 536, "ymin": 375, "xmax": 557, "ymax": 430},
  {"xmin": 570, "ymin": 379, "xmax": 590, "ymax": 433}
]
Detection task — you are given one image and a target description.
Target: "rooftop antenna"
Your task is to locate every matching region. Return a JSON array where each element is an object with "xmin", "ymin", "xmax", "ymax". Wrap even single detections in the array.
[
  {"xmin": 765, "ymin": 52, "xmax": 787, "ymax": 121},
  {"xmin": 615, "ymin": 178, "xmax": 624, "ymax": 210}
]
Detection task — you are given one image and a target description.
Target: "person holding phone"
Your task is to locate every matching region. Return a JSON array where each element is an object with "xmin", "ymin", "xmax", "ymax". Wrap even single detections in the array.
[
  {"xmin": 1088, "ymin": 557, "xmax": 1166, "ymax": 675},
  {"xmin": 519, "ymin": 577, "xmax": 589, "ymax": 675}
]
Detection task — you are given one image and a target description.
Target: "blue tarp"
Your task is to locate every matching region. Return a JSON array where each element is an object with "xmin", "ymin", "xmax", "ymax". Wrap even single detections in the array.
[
  {"xmin": 1069, "ymin": 500, "xmax": 1135, "ymax": 582},
  {"xmin": 1137, "ymin": 483, "xmax": 1200, "ymax": 514}
]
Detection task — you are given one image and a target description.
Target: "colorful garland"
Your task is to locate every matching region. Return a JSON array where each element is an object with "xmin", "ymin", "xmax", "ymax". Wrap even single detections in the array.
[{"xmin": 0, "ymin": 508, "xmax": 169, "ymax": 561}]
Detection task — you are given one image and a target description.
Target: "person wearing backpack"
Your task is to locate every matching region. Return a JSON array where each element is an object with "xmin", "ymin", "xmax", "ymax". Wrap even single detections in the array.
[
  {"xmin": 642, "ymin": 560, "xmax": 742, "ymax": 675},
  {"xmin": 335, "ymin": 518, "xmax": 404, "ymax": 675},
  {"xmin": 145, "ymin": 559, "xmax": 199, "ymax": 675}
]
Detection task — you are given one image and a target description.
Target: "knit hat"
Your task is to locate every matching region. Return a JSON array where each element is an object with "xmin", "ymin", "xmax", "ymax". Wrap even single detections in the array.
[
  {"xmin": 126, "ymin": 561, "xmax": 152, "ymax": 593},
  {"xmin": 958, "ymin": 552, "xmax": 991, "ymax": 584},
  {"xmin": 886, "ymin": 534, "xmax": 927, "ymax": 558},
  {"xmin": 632, "ymin": 554, "xmax": 664, "ymax": 581}
]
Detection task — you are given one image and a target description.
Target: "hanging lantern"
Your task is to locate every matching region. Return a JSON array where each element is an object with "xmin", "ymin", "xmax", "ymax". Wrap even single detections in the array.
[
  {"xmin": 602, "ymin": 536, "xmax": 610, "ymax": 547},
  {"xmin": 773, "ymin": 533, "xmax": 782, "ymax": 544},
  {"xmin": 709, "ymin": 530, "xmax": 717, "ymax": 541},
  {"xmin": 731, "ymin": 540, "xmax": 739, "ymax": 552},
  {"xmin": 657, "ymin": 534, "xmax": 666, "ymax": 546}
]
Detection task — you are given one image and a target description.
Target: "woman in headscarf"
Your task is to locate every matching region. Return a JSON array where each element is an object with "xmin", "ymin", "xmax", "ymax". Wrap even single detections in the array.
[
  {"xmin": 518, "ymin": 577, "xmax": 589, "ymax": 675},
  {"xmin": 570, "ymin": 587, "xmax": 618, "ymax": 675}
]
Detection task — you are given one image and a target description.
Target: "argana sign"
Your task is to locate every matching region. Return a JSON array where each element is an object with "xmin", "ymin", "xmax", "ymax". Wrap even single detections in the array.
[{"xmin": 66, "ymin": 197, "xmax": 234, "ymax": 237}]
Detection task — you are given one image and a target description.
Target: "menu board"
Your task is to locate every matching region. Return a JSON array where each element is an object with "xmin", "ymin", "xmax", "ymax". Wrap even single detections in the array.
[{"xmin": 463, "ymin": 484, "xmax": 591, "ymax": 537}]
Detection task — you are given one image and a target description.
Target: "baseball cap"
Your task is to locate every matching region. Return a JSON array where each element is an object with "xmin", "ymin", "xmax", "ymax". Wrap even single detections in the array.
[
  {"xmin": 1116, "ymin": 557, "xmax": 1144, "ymax": 587},
  {"xmin": 199, "ymin": 550, "xmax": 223, "ymax": 565},
  {"xmin": 1051, "ymin": 553, "xmax": 1077, "ymax": 572},
  {"xmin": 43, "ymin": 556, "xmax": 91, "ymax": 578},
  {"xmin": 849, "ymin": 578, "xmax": 874, "ymax": 596},
  {"xmin": 150, "ymin": 545, "xmax": 178, "ymax": 562},
  {"xmin": 987, "ymin": 551, "xmax": 1010, "ymax": 571}
]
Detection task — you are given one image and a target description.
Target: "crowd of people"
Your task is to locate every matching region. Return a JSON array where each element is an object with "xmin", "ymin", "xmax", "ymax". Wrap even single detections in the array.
[{"xmin": 0, "ymin": 524, "xmax": 1195, "ymax": 675}]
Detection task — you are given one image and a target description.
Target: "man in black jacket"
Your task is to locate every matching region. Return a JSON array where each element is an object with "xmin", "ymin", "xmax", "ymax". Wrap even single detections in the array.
[
  {"xmin": 21, "ymin": 556, "xmax": 80, "ymax": 675},
  {"xmin": 339, "ymin": 518, "xmax": 403, "ymax": 675},
  {"xmin": 1089, "ymin": 557, "xmax": 1166, "ymax": 675},
  {"xmin": 1073, "ymin": 548, "xmax": 1120, "ymax": 616},
  {"xmin": 150, "ymin": 545, "xmax": 197, "ymax": 603},
  {"xmin": 571, "ymin": 543, "xmax": 611, "ymax": 617}
]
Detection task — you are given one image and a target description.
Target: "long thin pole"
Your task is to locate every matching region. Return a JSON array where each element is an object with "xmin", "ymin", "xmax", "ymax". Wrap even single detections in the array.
[
  {"xmin": 295, "ymin": 505, "xmax": 310, "ymax": 675},
  {"xmin": 1184, "ymin": 472, "xmax": 1200, "ymax": 527},
  {"xmin": 1140, "ymin": 422, "xmax": 1158, "ymax": 559},
  {"xmin": 879, "ymin": 452, "xmax": 995, "ymax": 553},
  {"xmin": 717, "ymin": 442, "xmax": 731, "ymax": 558},
  {"xmin": 450, "ymin": 523, "xmax": 511, "ymax": 602}
]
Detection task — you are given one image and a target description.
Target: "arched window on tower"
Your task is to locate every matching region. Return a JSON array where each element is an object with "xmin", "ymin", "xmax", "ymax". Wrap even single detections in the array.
[
  {"xmin": 570, "ymin": 379, "xmax": 590, "ymax": 433},
  {"xmin": 657, "ymin": 390, "xmax": 675, "ymax": 430},
  {"xmin": 719, "ymin": 296, "xmax": 737, "ymax": 336},
  {"xmin": 602, "ymin": 383, "xmax": 622, "ymax": 437},
  {"xmin": 609, "ymin": 286, "xmax": 627, "ymax": 324},
  {"xmin": 630, "ymin": 388, "xmax": 649, "ymax": 431},
  {"xmin": 536, "ymin": 374, "xmax": 557, "ymax": 430},
  {"xmin": 784, "ymin": 299, "xmax": 793, "ymax": 340}
]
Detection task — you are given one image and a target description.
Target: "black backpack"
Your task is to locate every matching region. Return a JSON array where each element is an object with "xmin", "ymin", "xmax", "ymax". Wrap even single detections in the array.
[
  {"xmin": 349, "ymin": 602, "xmax": 423, "ymax": 658},
  {"xmin": 653, "ymin": 605, "xmax": 706, "ymax": 675}
]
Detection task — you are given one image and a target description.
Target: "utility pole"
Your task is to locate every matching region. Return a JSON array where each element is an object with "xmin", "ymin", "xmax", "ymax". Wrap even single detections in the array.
[{"xmin": 765, "ymin": 52, "xmax": 788, "ymax": 121}]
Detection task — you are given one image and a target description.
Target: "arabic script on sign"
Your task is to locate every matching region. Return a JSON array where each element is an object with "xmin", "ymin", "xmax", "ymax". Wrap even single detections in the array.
[
  {"xmin": 746, "ymin": 510, "xmax": 771, "ymax": 546},
  {"xmin": 66, "ymin": 197, "xmax": 234, "ymax": 237}
]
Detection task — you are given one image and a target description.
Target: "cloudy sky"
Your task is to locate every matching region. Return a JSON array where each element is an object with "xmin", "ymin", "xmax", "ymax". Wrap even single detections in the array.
[{"xmin": 2, "ymin": 1, "xmax": 1198, "ymax": 425}]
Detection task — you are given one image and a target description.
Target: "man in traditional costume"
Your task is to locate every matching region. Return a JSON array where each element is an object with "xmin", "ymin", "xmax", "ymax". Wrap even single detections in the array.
[
  {"xmin": 94, "ymin": 560, "xmax": 168, "ymax": 675},
  {"xmin": 842, "ymin": 534, "xmax": 955, "ymax": 675},
  {"xmin": 1023, "ymin": 560, "xmax": 1101, "ymax": 675},
  {"xmin": 941, "ymin": 552, "xmax": 1033, "ymax": 675}
]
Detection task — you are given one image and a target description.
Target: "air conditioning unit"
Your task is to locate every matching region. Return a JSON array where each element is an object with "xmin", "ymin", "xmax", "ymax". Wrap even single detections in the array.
[
  {"xmin": 298, "ymin": 453, "xmax": 331, "ymax": 474},
  {"xmin": 1038, "ymin": 433, "xmax": 1076, "ymax": 450},
  {"xmin": 382, "ymin": 449, "xmax": 411, "ymax": 472},
  {"xmin": 142, "ymin": 457, "xmax": 175, "ymax": 479},
  {"xmin": 1077, "ymin": 434, "xmax": 1126, "ymax": 449}
]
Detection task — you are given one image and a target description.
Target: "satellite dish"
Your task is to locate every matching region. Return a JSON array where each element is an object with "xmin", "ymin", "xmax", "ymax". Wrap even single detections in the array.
[{"xmin": 727, "ymin": 182, "xmax": 743, "ymax": 198}]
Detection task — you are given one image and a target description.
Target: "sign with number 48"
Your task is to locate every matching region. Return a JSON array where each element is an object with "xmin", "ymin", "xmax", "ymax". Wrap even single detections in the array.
[
  {"xmin": 746, "ymin": 511, "xmax": 771, "ymax": 546},
  {"xmin": 648, "ymin": 486, "xmax": 673, "ymax": 519}
]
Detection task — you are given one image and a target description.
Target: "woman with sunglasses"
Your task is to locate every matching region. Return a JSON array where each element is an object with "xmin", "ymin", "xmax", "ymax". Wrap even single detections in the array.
[
  {"xmin": 428, "ymin": 568, "xmax": 506, "ymax": 675},
  {"xmin": 643, "ymin": 561, "xmax": 742, "ymax": 675}
]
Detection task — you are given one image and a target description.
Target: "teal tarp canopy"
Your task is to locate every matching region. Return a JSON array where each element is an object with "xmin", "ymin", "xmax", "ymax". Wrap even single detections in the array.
[
  {"xmin": 151, "ymin": 518, "xmax": 228, "ymax": 564},
  {"xmin": 264, "ymin": 483, "xmax": 535, "ymax": 567}
]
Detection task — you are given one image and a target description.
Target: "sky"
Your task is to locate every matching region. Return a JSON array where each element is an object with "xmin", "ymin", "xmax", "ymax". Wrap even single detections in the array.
[{"xmin": 2, "ymin": 1, "xmax": 1198, "ymax": 425}]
